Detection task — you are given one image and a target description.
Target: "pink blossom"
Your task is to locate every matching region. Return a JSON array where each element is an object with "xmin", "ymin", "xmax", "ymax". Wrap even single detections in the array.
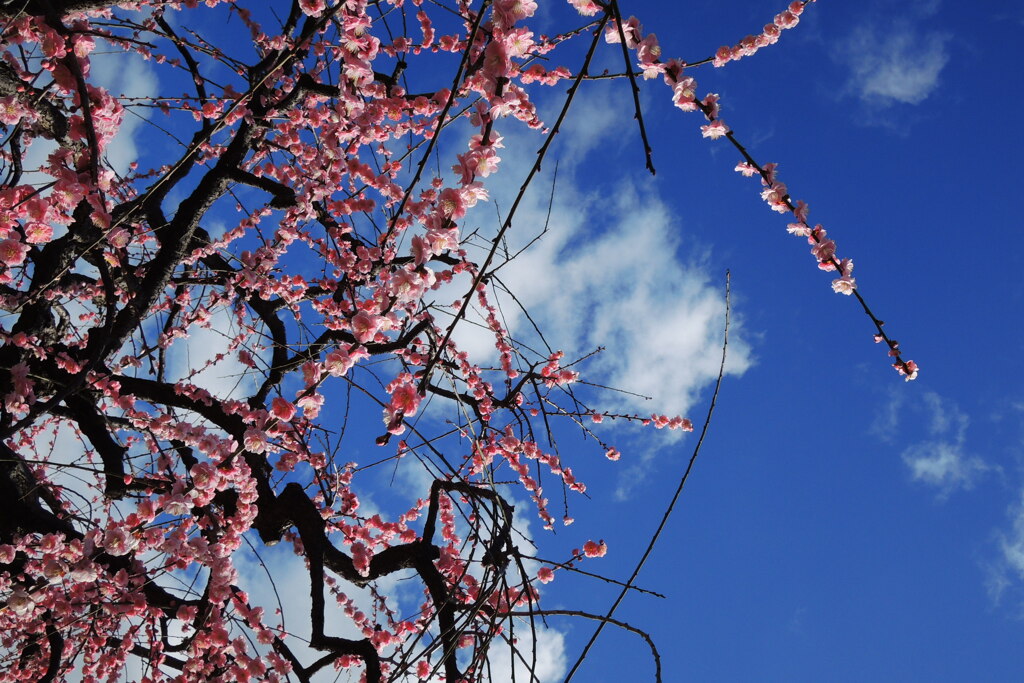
[
  {"xmin": 103, "ymin": 527, "xmax": 138, "ymax": 556},
  {"xmin": 41, "ymin": 559, "xmax": 65, "ymax": 582},
  {"xmin": 438, "ymin": 187, "xmax": 466, "ymax": 219},
  {"xmin": 702, "ymin": 93, "xmax": 721, "ymax": 119},
  {"xmin": 735, "ymin": 162, "xmax": 758, "ymax": 177},
  {"xmin": 832, "ymin": 276, "xmax": 856, "ymax": 295},
  {"xmin": 417, "ymin": 10, "xmax": 435, "ymax": 47},
  {"xmin": 701, "ymin": 120, "xmax": 729, "ymax": 139},
  {"xmin": 351, "ymin": 541, "xmax": 372, "ymax": 577},
  {"xmin": 461, "ymin": 182, "xmax": 488, "ymax": 208},
  {"xmin": 556, "ymin": 369, "xmax": 578, "ymax": 384},
  {"xmin": 623, "ymin": 17, "xmax": 644, "ymax": 48},
  {"xmin": 72, "ymin": 32, "xmax": 95, "ymax": 59},
  {"xmin": 298, "ymin": 0, "xmax": 326, "ymax": 16},
  {"xmin": 68, "ymin": 562, "xmax": 98, "ymax": 582},
  {"xmin": 107, "ymin": 227, "xmax": 130, "ymax": 248},
  {"xmin": 161, "ymin": 493, "xmax": 191, "ymax": 516},
  {"xmin": 794, "ymin": 200, "xmax": 809, "ymax": 224},
  {"xmin": 411, "ymin": 234, "xmax": 431, "ymax": 266},
  {"xmin": 811, "ymin": 238, "xmax": 836, "ymax": 262},
  {"xmin": 190, "ymin": 462, "xmax": 220, "ymax": 491},
  {"xmin": 605, "ymin": 16, "xmax": 642, "ymax": 48},
  {"xmin": 0, "ymin": 96, "xmax": 27, "ymax": 126},
  {"xmin": 483, "ymin": 40, "xmax": 512, "ymax": 80},
  {"xmin": 775, "ymin": 9, "xmax": 800, "ymax": 28},
  {"xmin": 201, "ymin": 101, "xmax": 222, "ymax": 119},
  {"xmin": 297, "ymin": 392, "xmax": 324, "ymax": 418},
  {"xmin": 492, "ymin": 0, "xmax": 537, "ymax": 28},
  {"xmin": 39, "ymin": 533, "xmax": 63, "ymax": 554},
  {"xmin": 391, "ymin": 267, "xmax": 434, "ymax": 302},
  {"xmin": 0, "ymin": 0, "xmax": 919, "ymax": 672},
  {"xmin": 636, "ymin": 34, "xmax": 662, "ymax": 77},
  {"xmin": 0, "ymin": 238, "xmax": 29, "ymax": 266},
  {"xmin": 271, "ymin": 397, "xmax": 296, "ymax": 422},
  {"xmin": 896, "ymin": 360, "xmax": 919, "ymax": 381},
  {"xmin": 738, "ymin": 35, "xmax": 758, "ymax": 56},
  {"xmin": 351, "ymin": 311, "xmax": 381, "ymax": 344},
  {"xmin": 389, "ymin": 383, "xmax": 421, "ymax": 417},
  {"xmin": 567, "ymin": 0, "xmax": 601, "ymax": 16},
  {"xmin": 24, "ymin": 222, "xmax": 53, "ymax": 244},
  {"xmin": 383, "ymin": 409, "xmax": 407, "ymax": 436},
  {"xmin": 325, "ymin": 346, "xmax": 366, "ymax": 376},
  {"xmin": 39, "ymin": 25, "xmax": 67, "ymax": 59},
  {"xmin": 668, "ymin": 416, "xmax": 694, "ymax": 431},
  {"xmin": 243, "ymin": 427, "xmax": 269, "ymax": 453},
  {"xmin": 275, "ymin": 451, "xmax": 299, "ymax": 472},
  {"xmin": 6, "ymin": 586, "xmax": 34, "ymax": 616},
  {"xmin": 831, "ymin": 258, "xmax": 856, "ymax": 294},
  {"xmin": 761, "ymin": 181, "xmax": 789, "ymax": 211},
  {"xmin": 714, "ymin": 45, "xmax": 733, "ymax": 67}
]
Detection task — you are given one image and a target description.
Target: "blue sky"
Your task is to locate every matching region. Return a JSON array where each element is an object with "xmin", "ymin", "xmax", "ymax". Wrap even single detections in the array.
[
  {"xmin": 58, "ymin": 0, "xmax": 1024, "ymax": 679},
  {"xmin": 505, "ymin": 1, "xmax": 1024, "ymax": 680}
]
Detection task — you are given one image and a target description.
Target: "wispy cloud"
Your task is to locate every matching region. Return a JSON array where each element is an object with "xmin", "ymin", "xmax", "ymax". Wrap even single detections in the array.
[
  {"xmin": 484, "ymin": 624, "xmax": 567, "ymax": 682},
  {"xmin": 987, "ymin": 485, "xmax": 1024, "ymax": 613},
  {"xmin": 871, "ymin": 386, "xmax": 905, "ymax": 442},
  {"xmin": 985, "ymin": 402, "xmax": 1024, "ymax": 611},
  {"xmin": 165, "ymin": 305, "xmax": 262, "ymax": 400},
  {"xmin": 89, "ymin": 43, "xmax": 158, "ymax": 173},
  {"xmin": 427, "ymin": 91, "xmax": 753, "ymax": 504},
  {"xmin": 878, "ymin": 391, "xmax": 987, "ymax": 497},
  {"xmin": 902, "ymin": 438, "xmax": 985, "ymax": 494},
  {"xmin": 233, "ymin": 542, "xmax": 411, "ymax": 673},
  {"xmin": 999, "ymin": 488, "xmax": 1024, "ymax": 580},
  {"xmin": 454, "ymin": 93, "xmax": 751, "ymax": 423},
  {"xmin": 835, "ymin": 23, "xmax": 950, "ymax": 106}
]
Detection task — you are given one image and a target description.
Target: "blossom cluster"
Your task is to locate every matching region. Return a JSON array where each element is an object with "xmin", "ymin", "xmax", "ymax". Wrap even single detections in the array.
[
  {"xmin": 0, "ymin": 0, "xmax": 916, "ymax": 680},
  {"xmin": 603, "ymin": 1, "xmax": 915, "ymax": 379},
  {"xmin": 712, "ymin": 1, "xmax": 811, "ymax": 67}
]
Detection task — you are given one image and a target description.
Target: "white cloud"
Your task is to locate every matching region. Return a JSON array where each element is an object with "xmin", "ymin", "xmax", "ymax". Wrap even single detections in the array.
[
  {"xmin": 871, "ymin": 386, "xmax": 904, "ymax": 442},
  {"xmin": 902, "ymin": 440, "xmax": 983, "ymax": 492},
  {"xmin": 987, "ymin": 486, "xmax": 1024, "ymax": 612},
  {"xmin": 20, "ymin": 39, "xmax": 156, "ymax": 188},
  {"xmin": 28, "ymin": 418, "xmax": 95, "ymax": 502},
  {"xmin": 483, "ymin": 623, "xmax": 567, "ymax": 682},
  {"xmin": 999, "ymin": 490, "xmax": 1024, "ymax": 580},
  {"xmin": 451, "ymin": 94, "xmax": 751, "ymax": 423},
  {"xmin": 423, "ymin": 92, "xmax": 752, "ymax": 506},
  {"xmin": 232, "ymin": 501, "xmax": 566, "ymax": 682},
  {"xmin": 164, "ymin": 304, "xmax": 263, "ymax": 400},
  {"xmin": 836, "ymin": 23, "xmax": 950, "ymax": 106},
  {"xmin": 234, "ymin": 543, "xmax": 400, "ymax": 677},
  {"xmin": 89, "ymin": 42, "xmax": 159, "ymax": 174},
  {"xmin": 893, "ymin": 391, "xmax": 987, "ymax": 496}
]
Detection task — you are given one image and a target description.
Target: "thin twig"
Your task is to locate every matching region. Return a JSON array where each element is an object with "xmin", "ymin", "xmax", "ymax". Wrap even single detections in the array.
[
  {"xmin": 609, "ymin": 0, "xmax": 655, "ymax": 175},
  {"xmin": 508, "ymin": 609, "xmax": 662, "ymax": 683},
  {"xmin": 417, "ymin": 12, "xmax": 612, "ymax": 396},
  {"xmin": 563, "ymin": 271, "xmax": 731, "ymax": 682}
]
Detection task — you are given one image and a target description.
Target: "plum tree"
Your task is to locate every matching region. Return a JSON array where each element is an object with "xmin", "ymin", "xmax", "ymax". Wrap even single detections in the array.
[{"xmin": 0, "ymin": 1, "xmax": 913, "ymax": 681}]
